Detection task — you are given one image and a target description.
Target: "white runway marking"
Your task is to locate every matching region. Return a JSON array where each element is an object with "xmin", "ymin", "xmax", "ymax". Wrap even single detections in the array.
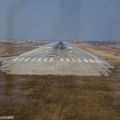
[
  {"xmin": 60, "ymin": 58, "xmax": 64, "ymax": 62},
  {"xmin": 18, "ymin": 58, "xmax": 25, "ymax": 61},
  {"xmin": 77, "ymin": 58, "xmax": 82, "ymax": 62},
  {"xmin": 78, "ymin": 48, "xmax": 98, "ymax": 59},
  {"xmin": 66, "ymin": 58, "xmax": 70, "ymax": 62},
  {"xmin": 95, "ymin": 59, "xmax": 102, "ymax": 63},
  {"xmin": 31, "ymin": 58, "xmax": 36, "ymax": 62},
  {"xmin": 24, "ymin": 58, "xmax": 31, "ymax": 62},
  {"xmin": 83, "ymin": 59, "xmax": 89, "ymax": 62},
  {"xmin": 43, "ymin": 58, "xmax": 48, "ymax": 62},
  {"xmin": 49, "ymin": 58, "xmax": 53, "ymax": 62},
  {"xmin": 89, "ymin": 59, "xmax": 95, "ymax": 63},
  {"xmin": 71, "ymin": 58, "xmax": 76, "ymax": 62},
  {"xmin": 37, "ymin": 58, "xmax": 42, "ymax": 62},
  {"xmin": 12, "ymin": 58, "xmax": 19, "ymax": 62}
]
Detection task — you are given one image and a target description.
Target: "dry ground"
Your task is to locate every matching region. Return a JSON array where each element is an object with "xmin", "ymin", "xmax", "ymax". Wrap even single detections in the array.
[
  {"xmin": 74, "ymin": 42, "xmax": 120, "ymax": 63},
  {"xmin": 0, "ymin": 43, "xmax": 38, "ymax": 56},
  {"xmin": 0, "ymin": 42, "xmax": 120, "ymax": 120}
]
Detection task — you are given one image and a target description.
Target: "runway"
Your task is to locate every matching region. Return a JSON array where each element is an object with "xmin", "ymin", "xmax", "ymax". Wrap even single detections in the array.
[{"xmin": 0, "ymin": 41, "xmax": 113, "ymax": 76}]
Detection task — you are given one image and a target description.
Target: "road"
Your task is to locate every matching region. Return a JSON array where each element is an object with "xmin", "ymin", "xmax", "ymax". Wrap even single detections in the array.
[{"xmin": 0, "ymin": 41, "xmax": 113, "ymax": 76}]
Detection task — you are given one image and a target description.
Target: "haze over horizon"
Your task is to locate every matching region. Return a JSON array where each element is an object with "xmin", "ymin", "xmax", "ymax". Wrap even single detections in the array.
[{"xmin": 0, "ymin": 0, "xmax": 120, "ymax": 41}]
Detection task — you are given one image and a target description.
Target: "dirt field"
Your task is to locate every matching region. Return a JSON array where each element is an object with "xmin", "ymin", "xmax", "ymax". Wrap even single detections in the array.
[
  {"xmin": 0, "ymin": 42, "xmax": 120, "ymax": 120},
  {"xmin": 0, "ymin": 43, "xmax": 39, "ymax": 56},
  {"xmin": 75, "ymin": 42, "xmax": 120, "ymax": 63}
]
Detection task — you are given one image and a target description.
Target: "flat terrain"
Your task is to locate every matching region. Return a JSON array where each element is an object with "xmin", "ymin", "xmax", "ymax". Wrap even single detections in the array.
[
  {"xmin": 0, "ymin": 42, "xmax": 120, "ymax": 120},
  {"xmin": 1, "ymin": 42, "xmax": 112, "ymax": 76},
  {"xmin": 75, "ymin": 42, "xmax": 120, "ymax": 62},
  {"xmin": 0, "ymin": 43, "xmax": 38, "ymax": 56}
]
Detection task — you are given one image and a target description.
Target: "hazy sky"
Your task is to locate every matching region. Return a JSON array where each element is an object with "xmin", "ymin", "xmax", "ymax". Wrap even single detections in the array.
[{"xmin": 0, "ymin": 0, "xmax": 120, "ymax": 41}]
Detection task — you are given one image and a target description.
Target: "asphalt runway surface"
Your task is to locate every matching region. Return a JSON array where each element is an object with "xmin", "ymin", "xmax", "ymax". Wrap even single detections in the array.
[{"xmin": 0, "ymin": 41, "xmax": 113, "ymax": 76}]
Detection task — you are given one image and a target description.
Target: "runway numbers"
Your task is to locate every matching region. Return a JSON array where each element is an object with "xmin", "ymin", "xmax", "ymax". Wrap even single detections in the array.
[{"xmin": 11, "ymin": 57, "xmax": 102, "ymax": 63}]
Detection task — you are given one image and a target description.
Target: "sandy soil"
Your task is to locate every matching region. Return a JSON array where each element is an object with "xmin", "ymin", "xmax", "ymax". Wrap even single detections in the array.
[
  {"xmin": 75, "ymin": 42, "xmax": 120, "ymax": 62},
  {"xmin": 0, "ymin": 43, "xmax": 39, "ymax": 56},
  {"xmin": 0, "ymin": 73, "xmax": 120, "ymax": 120}
]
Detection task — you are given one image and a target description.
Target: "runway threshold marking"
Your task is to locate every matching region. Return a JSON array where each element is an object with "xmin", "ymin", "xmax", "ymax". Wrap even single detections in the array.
[
  {"xmin": 37, "ymin": 58, "xmax": 42, "ymax": 62},
  {"xmin": 24, "ymin": 58, "xmax": 31, "ymax": 62},
  {"xmin": 77, "ymin": 58, "xmax": 82, "ymax": 62},
  {"xmin": 43, "ymin": 58, "xmax": 48, "ymax": 62},
  {"xmin": 11, "ymin": 57, "xmax": 102, "ymax": 63},
  {"xmin": 31, "ymin": 58, "xmax": 36, "ymax": 62},
  {"xmin": 66, "ymin": 58, "xmax": 70, "ymax": 62},
  {"xmin": 83, "ymin": 59, "xmax": 89, "ymax": 62},
  {"xmin": 95, "ymin": 59, "xmax": 102, "ymax": 63},
  {"xmin": 18, "ymin": 58, "xmax": 26, "ymax": 61},
  {"xmin": 12, "ymin": 58, "xmax": 19, "ymax": 62},
  {"xmin": 60, "ymin": 58, "xmax": 64, "ymax": 62},
  {"xmin": 49, "ymin": 58, "xmax": 53, "ymax": 62},
  {"xmin": 89, "ymin": 59, "xmax": 95, "ymax": 63},
  {"xmin": 71, "ymin": 58, "xmax": 76, "ymax": 62}
]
